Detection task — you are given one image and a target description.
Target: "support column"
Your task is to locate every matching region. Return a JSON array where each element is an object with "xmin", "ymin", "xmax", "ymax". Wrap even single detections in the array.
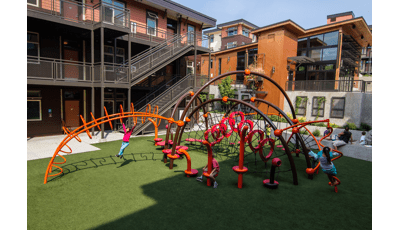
[
  {"xmin": 91, "ymin": 29, "xmax": 95, "ymax": 136},
  {"xmin": 128, "ymin": 30, "xmax": 132, "ymax": 127},
  {"xmin": 101, "ymin": 27, "xmax": 105, "ymax": 139}
]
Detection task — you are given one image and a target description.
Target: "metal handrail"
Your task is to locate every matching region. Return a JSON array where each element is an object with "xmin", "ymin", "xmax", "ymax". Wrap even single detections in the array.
[
  {"xmin": 285, "ymin": 80, "xmax": 372, "ymax": 92},
  {"xmin": 130, "ymin": 32, "xmax": 192, "ymax": 84},
  {"xmin": 134, "ymin": 74, "xmax": 191, "ymax": 110}
]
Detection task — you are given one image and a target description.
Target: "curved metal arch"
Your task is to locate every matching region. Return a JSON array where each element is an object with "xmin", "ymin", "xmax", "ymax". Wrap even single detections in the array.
[
  {"xmin": 229, "ymin": 98, "xmax": 312, "ymax": 176},
  {"xmin": 164, "ymin": 92, "xmax": 206, "ymax": 150},
  {"xmin": 44, "ymin": 112, "xmax": 181, "ymax": 184},
  {"xmin": 171, "ymin": 97, "xmax": 298, "ymax": 185}
]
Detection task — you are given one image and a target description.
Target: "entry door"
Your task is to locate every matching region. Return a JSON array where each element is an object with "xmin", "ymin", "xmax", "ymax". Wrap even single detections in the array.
[
  {"xmin": 63, "ymin": 49, "xmax": 79, "ymax": 79},
  {"xmin": 62, "ymin": 0, "xmax": 82, "ymax": 21},
  {"xmin": 104, "ymin": 101, "xmax": 114, "ymax": 130},
  {"xmin": 65, "ymin": 100, "xmax": 80, "ymax": 127}
]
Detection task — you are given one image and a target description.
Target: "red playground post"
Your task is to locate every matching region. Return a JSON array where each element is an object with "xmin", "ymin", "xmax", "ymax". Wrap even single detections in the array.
[
  {"xmin": 232, "ymin": 126, "xmax": 249, "ymax": 188},
  {"xmin": 202, "ymin": 141, "xmax": 214, "ymax": 187}
]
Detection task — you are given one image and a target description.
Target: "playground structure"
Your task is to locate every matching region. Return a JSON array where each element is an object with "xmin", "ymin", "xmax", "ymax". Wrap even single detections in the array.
[{"xmin": 45, "ymin": 69, "xmax": 343, "ymax": 192}]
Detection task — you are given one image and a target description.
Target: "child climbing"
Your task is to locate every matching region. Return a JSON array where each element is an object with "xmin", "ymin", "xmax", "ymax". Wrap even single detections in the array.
[
  {"xmin": 197, "ymin": 154, "xmax": 220, "ymax": 188},
  {"xmin": 308, "ymin": 147, "xmax": 340, "ymax": 186},
  {"xmin": 115, "ymin": 123, "xmax": 136, "ymax": 159}
]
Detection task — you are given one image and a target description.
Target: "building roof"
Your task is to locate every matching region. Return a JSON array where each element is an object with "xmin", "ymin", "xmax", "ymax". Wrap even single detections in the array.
[
  {"xmin": 203, "ymin": 28, "xmax": 222, "ymax": 34},
  {"xmin": 327, "ymin": 11, "xmax": 355, "ymax": 19},
  {"xmin": 252, "ymin": 17, "xmax": 372, "ymax": 47},
  {"xmin": 145, "ymin": 0, "xmax": 217, "ymax": 28},
  {"xmin": 217, "ymin": 19, "xmax": 259, "ymax": 29}
]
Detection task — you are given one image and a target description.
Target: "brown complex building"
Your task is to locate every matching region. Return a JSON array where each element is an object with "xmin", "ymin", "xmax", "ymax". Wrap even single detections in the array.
[
  {"xmin": 201, "ymin": 11, "xmax": 372, "ymax": 116},
  {"xmin": 27, "ymin": 0, "xmax": 216, "ymax": 137}
]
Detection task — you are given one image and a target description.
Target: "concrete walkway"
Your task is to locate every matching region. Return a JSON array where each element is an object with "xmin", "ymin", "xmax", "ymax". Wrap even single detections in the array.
[{"xmin": 27, "ymin": 130, "xmax": 170, "ymax": 161}]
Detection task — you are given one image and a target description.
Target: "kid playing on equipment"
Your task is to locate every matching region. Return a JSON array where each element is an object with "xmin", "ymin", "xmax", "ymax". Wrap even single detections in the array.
[
  {"xmin": 308, "ymin": 147, "xmax": 340, "ymax": 186},
  {"xmin": 115, "ymin": 123, "xmax": 136, "ymax": 159},
  {"xmin": 197, "ymin": 154, "xmax": 220, "ymax": 188}
]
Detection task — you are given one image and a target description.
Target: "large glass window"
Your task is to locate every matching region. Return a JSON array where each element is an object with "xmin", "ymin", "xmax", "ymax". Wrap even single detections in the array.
[
  {"xmin": 309, "ymin": 49, "xmax": 322, "ymax": 61},
  {"xmin": 322, "ymin": 48, "xmax": 337, "ymax": 61},
  {"xmin": 323, "ymin": 31, "xmax": 339, "ymax": 46},
  {"xmin": 242, "ymin": 28, "xmax": 250, "ymax": 37},
  {"xmin": 227, "ymin": 27, "xmax": 237, "ymax": 36},
  {"xmin": 27, "ymin": 32, "xmax": 39, "ymax": 58},
  {"xmin": 27, "ymin": 91, "xmax": 42, "ymax": 121}
]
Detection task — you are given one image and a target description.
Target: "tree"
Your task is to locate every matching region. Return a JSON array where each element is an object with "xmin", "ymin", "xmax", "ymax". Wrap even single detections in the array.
[{"xmin": 218, "ymin": 76, "xmax": 236, "ymax": 109}]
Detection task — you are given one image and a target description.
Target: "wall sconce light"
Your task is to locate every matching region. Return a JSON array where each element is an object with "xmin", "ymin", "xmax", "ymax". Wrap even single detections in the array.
[
  {"xmin": 227, "ymin": 57, "xmax": 230, "ymax": 62},
  {"xmin": 272, "ymin": 66, "xmax": 275, "ymax": 73},
  {"xmin": 202, "ymin": 59, "xmax": 205, "ymax": 64}
]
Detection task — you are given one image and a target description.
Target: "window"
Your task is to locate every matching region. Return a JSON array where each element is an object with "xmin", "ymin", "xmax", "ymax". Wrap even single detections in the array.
[
  {"xmin": 227, "ymin": 27, "xmax": 237, "ymax": 36},
  {"xmin": 131, "ymin": 22, "xmax": 137, "ymax": 33},
  {"xmin": 104, "ymin": 0, "xmax": 126, "ymax": 26},
  {"xmin": 27, "ymin": 0, "xmax": 38, "ymax": 6},
  {"xmin": 242, "ymin": 28, "xmax": 250, "ymax": 37},
  {"xmin": 27, "ymin": 32, "xmax": 39, "ymax": 58},
  {"xmin": 308, "ymin": 49, "xmax": 322, "ymax": 61},
  {"xmin": 331, "ymin": 17, "xmax": 336, "ymax": 22},
  {"xmin": 116, "ymin": 48, "xmax": 124, "ymax": 64},
  {"xmin": 146, "ymin": 11, "xmax": 158, "ymax": 36},
  {"xmin": 252, "ymin": 34, "xmax": 257, "ymax": 42},
  {"xmin": 104, "ymin": 45, "xmax": 114, "ymax": 71},
  {"xmin": 311, "ymin": 97, "xmax": 325, "ymax": 117},
  {"xmin": 330, "ymin": 97, "xmax": 345, "ymax": 118},
  {"xmin": 210, "ymin": 34, "xmax": 214, "ymax": 43},
  {"xmin": 295, "ymin": 96, "xmax": 307, "ymax": 116},
  {"xmin": 226, "ymin": 42, "xmax": 237, "ymax": 49},
  {"xmin": 27, "ymin": 91, "xmax": 42, "ymax": 121}
]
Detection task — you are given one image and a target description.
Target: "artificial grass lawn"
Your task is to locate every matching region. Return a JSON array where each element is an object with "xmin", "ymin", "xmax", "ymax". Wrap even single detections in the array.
[{"xmin": 28, "ymin": 134, "xmax": 372, "ymax": 230}]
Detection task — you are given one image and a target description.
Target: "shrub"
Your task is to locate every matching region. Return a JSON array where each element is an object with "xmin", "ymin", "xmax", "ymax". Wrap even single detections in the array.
[
  {"xmin": 312, "ymin": 129, "xmax": 321, "ymax": 137},
  {"xmin": 299, "ymin": 130, "xmax": 308, "ymax": 135},
  {"xmin": 345, "ymin": 122, "xmax": 357, "ymax": 130},
  {"xmin": 286, "ymin": 113, "xmax": 293, "ymax": 120},
  {"xmin": 360, "ymin": 123, "xmax": 372, "ymax": 131},
  {"xmin": 329, "ymin": 122, "xmax": 339, "ymax": 128},
  {"xmin": 298, "ymin": 116, "xmax": 306, "ymax": 123}
]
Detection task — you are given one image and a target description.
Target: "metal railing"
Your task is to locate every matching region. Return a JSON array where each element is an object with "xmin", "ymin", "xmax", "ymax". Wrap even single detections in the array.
[
  {"xmin": 130, "ymin": 31, "xmax": 193, "ymax": 84},
  {"xmin": 27, "ymin": 0, "xmax": 130, "ymax": 29},
  {"xmin": 130, "ymin": 22, "xmax": 176, "ymax": 44},
  {"xmin": 28, "ymin": 56, "xmax": 92, "ymax": 82},
  {"xmin": 131, "ymin": 73, "xmax": 195, "ymax": 135},
  {"xmin": 285, "ymin": 80, "xmax": 372, "ymax": 93}
]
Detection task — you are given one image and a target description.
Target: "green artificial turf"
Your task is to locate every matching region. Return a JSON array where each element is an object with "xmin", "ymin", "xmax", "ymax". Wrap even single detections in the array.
[{"xmin": 27, "ymin": 134, "xmax": 372, "ymax": 230}]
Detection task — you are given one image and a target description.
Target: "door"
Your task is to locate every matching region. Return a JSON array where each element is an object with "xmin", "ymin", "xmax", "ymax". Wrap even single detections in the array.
[
  {"xmin": 104, "ymin": 101, "xmax": 114, "ymax": 130},
  {"xmin": 62, "ymin": 0, "xmax": 82, "ymax": 22},
  {"xmin": 287, "ymin": 71, "xmax": 293, "ymax": 91},
  {"xmin": 188, "ymin": 25, "xmax": 195, "ymax": 44},
  {"xmin": 65, "ymin": 100, "xmax": 80, "ymax": 128},
  {"xmin": 63, "ymin": 48, "xmax": 80, "ymax": 79}
]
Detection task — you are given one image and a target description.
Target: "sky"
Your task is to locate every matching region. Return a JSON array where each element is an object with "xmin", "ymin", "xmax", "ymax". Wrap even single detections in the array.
[{"xmin": 173, "ymin": 0, "xmax": 372, "ymax": 30}]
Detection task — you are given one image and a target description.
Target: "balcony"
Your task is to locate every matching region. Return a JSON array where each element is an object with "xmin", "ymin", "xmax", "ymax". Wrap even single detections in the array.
[
  {"xmin": 285, "ymin": 80, "xmax": 372, "ymax": 93},
  {"xmin": 27, "ymin": 0, "xmax": 130, "ymax": 30},
  {"xmin": 27, "ymin": 56, "xmax": 129, "ymax": 86}
]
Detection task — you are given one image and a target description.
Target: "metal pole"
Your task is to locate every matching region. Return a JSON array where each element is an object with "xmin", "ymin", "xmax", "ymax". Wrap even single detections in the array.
[
  {"xmin": 91, "ymin": 29, "xmax": 95, "ymax": 136},
  {"xmin": 128, "ymin": 29, "xmax": 132, "ymax": 127},
  {"xmin": 101, "ymin": 27, "xmax": 105, "ymax": 139}
]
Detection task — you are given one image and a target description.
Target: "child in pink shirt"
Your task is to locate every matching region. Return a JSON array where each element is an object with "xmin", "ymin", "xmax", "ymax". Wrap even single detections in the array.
[
  {"xmin": 115, "ymin": 123, "xmax": 135, "ymax": 159},
  {"xmin": 197, "ymin": 155, "xmax": 220, "ymax": 188}
]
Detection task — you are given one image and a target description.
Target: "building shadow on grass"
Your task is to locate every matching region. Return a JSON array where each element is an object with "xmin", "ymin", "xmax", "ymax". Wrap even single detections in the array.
[
  {"xmin": 47, "ymin": 152, "xmax": 165, "ymax": 183},
  {"xmin": 89, "ymin": 156, "xmax": 302, "ymax": 230}
]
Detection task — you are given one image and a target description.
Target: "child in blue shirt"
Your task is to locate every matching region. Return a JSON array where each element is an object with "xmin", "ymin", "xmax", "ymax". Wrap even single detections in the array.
[{"xmin": 308, "ymin": 147, "xmax": 339, "ymax": 186}]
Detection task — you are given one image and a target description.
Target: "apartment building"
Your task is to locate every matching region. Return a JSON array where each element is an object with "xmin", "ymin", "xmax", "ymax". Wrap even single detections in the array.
[
  {"xmin": 27, "ymin": 0, "xmax": 216, "ymax": 137},
  {"xmin": 203, "ymin": 19, "xmax": 258, "ymax": 52},
  {"xmin": 200, "ymin": 12, "xmax": 372, "ymax": 126}
]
